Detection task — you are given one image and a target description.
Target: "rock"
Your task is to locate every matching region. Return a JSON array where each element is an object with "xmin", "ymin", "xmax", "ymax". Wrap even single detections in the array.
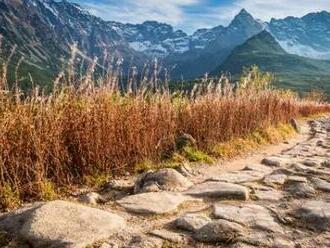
[
  {"xmin": 294, "ymin": 200, "xmax": 330, "ymax": 231},
  {"xmin": 321, "ymin": 160, "xmax": 330, "ymax": 168},
  {"xmin": 174, "ymin": 214, "xmax": 211, "ymax": 232},
  {"xmin": 292, "ymin": 163, "xmax": 330, "ymax": 176},
  {"xmin": 209, "ymin": 170, "xmax": 266, "ymax": 184},
  {"xmin": 184, "ymin": 182, "xmax": 249, "ymax": 200},
  {"xmin": 285, "ymin": 176, "xmax": 308, "ymax": 183},
  {"xmin": 79, "ymin": 192, "xmax": 106, "ymax": 205},
  {"xmin": 0, "ymin": 200, "xmax": 125, "ymax": 248},
  {"xmin": 302, "ymin": 159, "xmax": 320, "ymax": 167},
  {"xmin": 117, "ymin": 192, "xmax": 197, "ymax": 215},
  {"xmin": 263, "ymin": 173, "xmax": 287, "ymax": 186},
  {"xmin": 134, "ymin": 168, "xmax": 193, "ymax": 193},
  {"xmin": 193, "ymin": 219, "xmax": 244, "ymax": 243},
  {"xmin": 272, "ymin": 239, "xmax": 295, "ymax": 248},
  {"xmin": 213, "ymin": 204, "xmax": 283, "ymax": 233},
  {"xmin": 312, "ymin": 178, "xmax": 330, "ymax": 192},
  {"xmin": 243, "ymin": 164, "xmax": 273, "ymax": 174},
  {"xmin": 236, "ymin": 231, "xmax": 271, "ymax": 247},
  {"xmin": 127, "ymin": 235, "xmax": 163, "ymax": 248},
  {"xmin": 285, "ymin": 182, "xmax": 315, "ymax": 198},
  {"xmin": 254, "ymin": 189, "xmax": 283, "ymax": 201},
  {"xmin": 149, "ymin": 229, "xmax": 184, "ymax": 243},
  {"xmin": 261, "ymin": 156, "xmax": 290, "ymax": 167},
  {"xmin": 290, "ymin": 118, "xmax": 300, "ymax": 133}
]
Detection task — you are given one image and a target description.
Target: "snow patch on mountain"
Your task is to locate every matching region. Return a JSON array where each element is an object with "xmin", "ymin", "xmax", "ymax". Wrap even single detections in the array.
[{"xmin": 277, "ymin": 39, "xmax": 330, "ymax": 59}]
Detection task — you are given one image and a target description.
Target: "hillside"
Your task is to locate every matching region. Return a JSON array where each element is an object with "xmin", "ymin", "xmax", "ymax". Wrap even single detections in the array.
[{"xmin": 214, "ymin": 31, "xmax": 330, "ymax": 94}]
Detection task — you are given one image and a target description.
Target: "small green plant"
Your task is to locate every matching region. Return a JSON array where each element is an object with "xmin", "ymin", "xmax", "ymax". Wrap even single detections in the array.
[
  {"xmin": 183, "ymin": 146, "xmax": 214, "ymax": 164},
  {"xmin": 134, "ymin": 160, "xmax": 158, "ymax": 173},
  {"xmin": 83, "ymin": 173, "xmax": 110, "ymax": 188},
  {"xmin": 39, "ymin": 180, "xmax": 57, "ymax": 201},
  {"xmin": 0, "ymin": 184, "xmax": 20, "ymax": 210}
]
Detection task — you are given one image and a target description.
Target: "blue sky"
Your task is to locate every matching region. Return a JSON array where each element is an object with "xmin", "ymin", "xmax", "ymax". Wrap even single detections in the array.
[{"xmin": 72, "ymin": 0, "xmax": 330, "ymax": 33}]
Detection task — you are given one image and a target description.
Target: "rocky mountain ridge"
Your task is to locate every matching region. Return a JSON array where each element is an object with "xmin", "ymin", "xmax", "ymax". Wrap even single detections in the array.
[{"xmin": 0, "ymin": 0, "xmax": 330, "ymax": 84}]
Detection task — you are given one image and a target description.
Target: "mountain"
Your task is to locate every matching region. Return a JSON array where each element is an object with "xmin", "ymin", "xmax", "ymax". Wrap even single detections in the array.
[
  {"xmin": 0, "ymin": 0, "xmax": 330, "ymax": 92},
  {"xmin": 214, "ymin": 31, "xmax": 330, "ymax": 94},
  {"xmin": 0, "ymin": 1, "xmax": 265, "ymax": 86},
  {"xmin": 267, "ymin": 11, "xmax": 330, "ymax": 60},
  {"xmin": 166, "ymin": 9, "xmax": 265, "ymax": 79}
]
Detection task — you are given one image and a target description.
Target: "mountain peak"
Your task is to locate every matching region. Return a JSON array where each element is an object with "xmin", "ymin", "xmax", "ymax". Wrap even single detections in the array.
[
  {"xmin": 228, "ymin": 8, "xmax": 264, "ymax": 32},
  {"xmin": 230, "ymin": 9, "xmax": 256, "ymax": 26},
  {"xmin": 238, "ymin": 8, "xmax": 250, "ymax": 16}
]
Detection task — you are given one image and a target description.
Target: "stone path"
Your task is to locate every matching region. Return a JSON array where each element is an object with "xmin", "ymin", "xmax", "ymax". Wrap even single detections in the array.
[{"xmin": 1, "ymin": 118, "xmax": 330, "ymax": 247}]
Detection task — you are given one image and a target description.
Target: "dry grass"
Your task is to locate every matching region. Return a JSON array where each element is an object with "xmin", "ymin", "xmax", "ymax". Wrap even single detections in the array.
[{"xmin": 0, "ymin": 58, "xmax": 329, "ymax": 209}]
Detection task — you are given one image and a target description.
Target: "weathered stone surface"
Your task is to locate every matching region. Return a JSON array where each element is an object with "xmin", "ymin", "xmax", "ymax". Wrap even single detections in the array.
[
  {"xmin": 209, "ymin": 170, "xmax": 266, "ymax": 184},
  {"xmin": 286, "ymin": 176, "xmax": 308, "ymax": 183},
  {"xmin": 117, "ymin": 192, "xmax": 196, "ymax": 215},
  {"xmin": 243, "ymin": 164, "xmax": 273, "ymax": 174},
  {"xmin": 134, "ymin": 168, "xmax": 193, "ymax": 193},
  {"xmin": 213, "ymin": 204, "xmax": 283, "ymax": 233},
  {"xmin": 294, "ymin": 200, "xmax": 330, "ymax": 231},
  {"xmin": 236, "ymin": 232, "xmax": 271, "ymax": 247},
  {"xmin": 285, "ymin": 182, "xmax": 316, "ymax": 198},
  {"xmin": 185, "ymin": 182, "xmax": 249, "ymax": 200},
  {"xmin": 321, "ymin": 160, "xmax": 330, "ymax": 168},
  {"xmin": 254, "ymin": 189, "xmax": 283, "ymax": 201},
  {"xmin": 193, "ymin": 219, "xmax": 244, "ymax": 243},
  {"xmin": 312, "ymin": 178, "xmax": 330, "ymax": 192},
  {"xmin": 292, "ymin": 163, "xmax": 330, "ymax": 176},
  {"xmin": 79, "ymin": 192, "xmax": 106, "ymax": 205},
  {"xmin": 0, "ymin": 200, "xmax": 125, "ymax": 248},
  {"xmin": 127, "ymin": 235, "xmax": 163, "ymax": 248},
  {"xmin": 149, "ymin": 229, "xmax": 184, "ymax": 243},
  {"xmin": 263, "ymin": 173, "xmax": 287, "ymax": 186},
  {"xmin": 174, "ymin": 214, "xmax": 211, "ymax": 232},
  {"xmin": 262, "ymin": 156, "xmax": 290, "ymax": 167},
  {"xmin": 302, "ymin": 159, "xmax": 321, "ymax": 167}
]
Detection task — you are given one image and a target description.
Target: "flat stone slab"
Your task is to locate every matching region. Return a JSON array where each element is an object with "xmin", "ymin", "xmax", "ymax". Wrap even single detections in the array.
[
  {"xmin": 0, "ymin": 200, "xmax": 125, "ymax": 248},
  {"xmin": 208, "ymin": 170, "xmax": 266, "ymax": 184},
  {"xmin": 254, "ymin": 189, "xmax": 283, "ymax": 201},
  {"xmin": 193, "ymin": 219, "xmax": 244, "ymax": 243},
  {"xmin": 117, "ymin": 192, "xmax": 197, "ymax": 215},
  {"xmin": 243, "ymin": 164, "xmax": 273, "ymax": 174},
  {"xmin": 174, "ymin": 214, "xmax": 211, "ymax": 232},
  {"xmin": 294, "ymin": 200, "xmax": 330, "ymax": 231},
  {"xmin": 213, "ymin": 204, "xmax": 283, "ymax": 233},
  {"xmin": 286, "ymin": 176, "xmax": 308, "ymax": 183},
  {"xmin": 292, "ymin": 163, "xmax": 330, "ymax": 176},
  {"xmin": 262, "ymin": 156, "xmax": 291, "ymax": 167},
  {"xmin": 184, "ymin": 182, "xmax": 249, "ymax": 200},
  {"xmin": 285, "ymin": 182, "xmax": 316, "ymax": 198},
  {"xmin": 263, "ymin": 173, "xmax": 287, "ymax": 186},
  {"xmin": 312, "ymin": 178, "xmax": 330, "ymax": 192}
]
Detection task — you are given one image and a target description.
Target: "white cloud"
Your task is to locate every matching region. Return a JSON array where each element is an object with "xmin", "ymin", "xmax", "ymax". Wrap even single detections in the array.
[
  {"xmin": 216, "ymin": 0, "xmax": 330, "ymax": 22},
  {"xmin": 77, "ymin": 0, "xmax": 330, "ymax": 34},
  {"xmin": 81, "ymin": 0, "xmax": 199, "ymax": 27}
]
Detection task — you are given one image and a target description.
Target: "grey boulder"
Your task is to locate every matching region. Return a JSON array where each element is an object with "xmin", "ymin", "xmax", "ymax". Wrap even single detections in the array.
[{"xmin": 0, "ymin": 200, "xmax": 125, "ymax": 248}]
